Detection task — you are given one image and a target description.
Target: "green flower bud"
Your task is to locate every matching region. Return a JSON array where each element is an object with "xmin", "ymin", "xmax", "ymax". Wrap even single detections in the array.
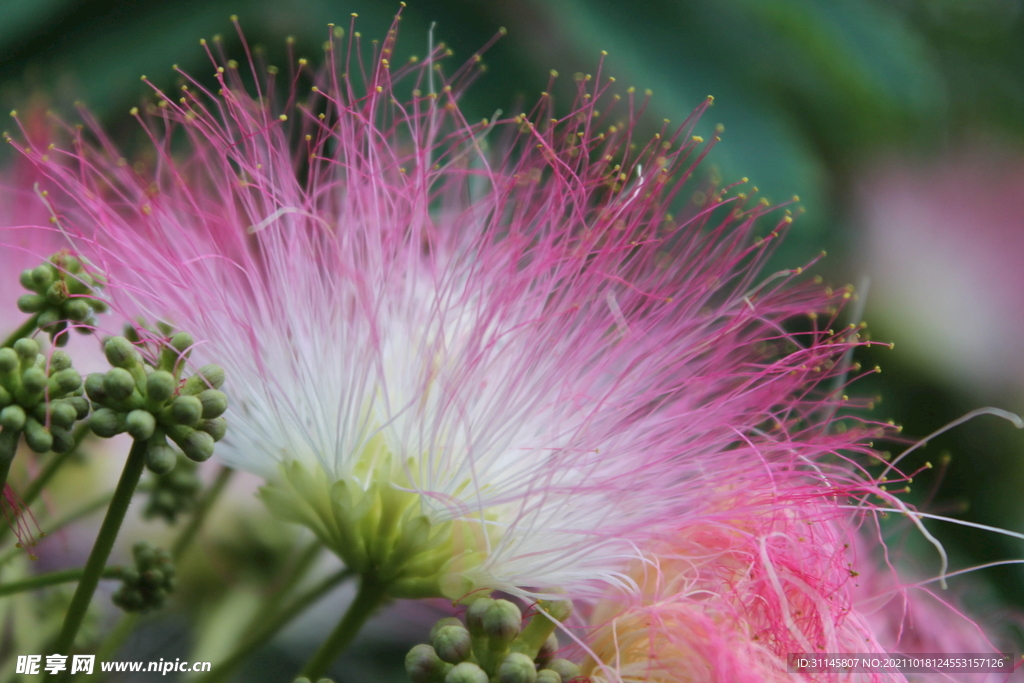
[
  {"xmin": 483, "ymin": 600, "xmax": 522, "ymax": 645},
  {"xmin": 498, "ymin": 653, "xmax": 537, "ymax": 683},
  {"xmin": 536, "ymin": 672, "xmax": 560, "ymax": 683},
  {"xmin": 0, "ymin": 349, "xmax": 18, "ymax": 374},
  {"xmin": 57, "ymin": 254, "xmax": 82, "ymax": 274},
  {"xmin": 114, "ymin": 541, "xmax": 175, "ymax": 613},
  {"xmin": 63, "ymin": 298, "xmax": 92, "ymax": 322},
  {"xmin": 24, "ymin": 418, "xmax": 53, "ymax": 453},
  {"xmin": 140, "ymin": 568, "xmax": 164, "ymax": 587},
  {"xmin": 104, "ymin": 368, "xmax": 137, "ymax": 401},
  {"xmin": 181, "ymin": 364, "xmax": 226, "ymax": 394},
  {"xmin": 547, "ymin": 660, "xmax": 580, "ymax": 682},
  {"xmin": 90, "ymin": 407, "xmax": 126, "ymax": 437},
  {"xmin": 126, "ymin": 410, "xmax": 156, "ymax": 440},
  {"xmin": 170, "ymin": 427, "xmax": 214, "ymax": 462},
  {"xmin": 197, "ymin": 389, "xmax": 227, "ymax": 419},
  {"xmin": 537, "ymin": 633, "xmax": 558, "ymax": 668},
  {"xmin": 85, "ymin": 373, "xmax": 107, "ymax": 402},
  {"xmin": 146, "ymin": 371, "xmax": 176, "ymax": 404},
  {"xmin": 17, "ymin": 294, "xmax": 46, "ymax": 313},
  {"xmin": 13, "ymin": 338, "xmax": 38, "ymax": 362},
  {"xmin": 430, "ymin": 617, "xmax": 465, "ymax": 643},
  {"xmin": 197, "ymin": 417, "xmax": 227, "ymax": 441},
  {"xmin": 541, "ymin": 598, "xmax": 573, "ymax": 623},
  {"xmin": 0, "ymin": 405, "xmax": 26, "ymax": 431},
  {"xmin": 445, "ymin": 662, "xmax": 488, "ymax": 683},
  {"xmin": 145, "ymin": 441, "xmax": 178, "ymax": 474},
  {"xmin": 49, "ymin": 368, "xmax": 82, "ymax": 395},
  {"xmin": 88, "ymin": 298, "xmax": 108, "ymax": 313},
  {"xmin": 36, "ymin": 307, "xmax": 60, "ymax": 331},
  {"xmin": 292, "ymin": 679, "xmax": 312, "ymax": 683},
  {"xmin": 31, "ymin": 264, "xmax": 54, "ymax": 290},
  {"xmin": 66, "ymin": 275, "xmax": 89, "ymax": 295},
  {"xmin": 50, "ymin": 426, "xmax": 75, "ymax": 454},
  {"xmin": 105, "ymin": 336, "xmax": 139, "ymax": 369},
  {"xmin": 21, "ymin": 367, "xmax": 47, "ymax": 396},
  {"xmin": 67, "ymin": 396, "xmax": 90, "ymax": 420},
  {"xmin": 133, "ymin": 543, "xmax": 156, "ymax": 566},
  {"xmin": 406, "ymin": 644, "xmax": 451, "ymax": 683},
  {"xmin": 50, "ymin": 351, "xmax": 72, "ymax": 372},
  {"xmin": 0, "ymin": 386, "xmax": 11, "ymax": 407},
  {"xmin": 169, "ymin": 395, "xmax": 202, "ymax": 425},
  {"xmin": 19, "ymin": 269, "xmax": 34, "ymax": 289},
  {"xmin": 170, "ymin": 332, "xmax": 193, "ymax": 354},
  {"xmin": 46, "ymin": 280, "xmax": 68, "ymax": 306},
  {"xmin": 433, "ymin": 624, "xmax": 472, "ymax": 664},
  {"xmin": 466, "ymin": 598, "xmax": 496, "ymax": 636},
  {"xmin": 49, "ymin": 401, "xmax": 78, "ymax": 429}
]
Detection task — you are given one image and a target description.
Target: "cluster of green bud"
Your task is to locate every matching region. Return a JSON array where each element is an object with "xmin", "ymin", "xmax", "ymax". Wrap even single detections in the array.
[
  {"xmin": 17, "ymin": 253, "xmax": 107, "ymax": 345},
  {"xmin": 86, "ymin": 333, "xmax": 227, "ymax": 474},
  {"xmin": 405, "ymin": 596, "xmax": 584, "ymax": 683},
  {"xmin": 0, "ymin": 339, "xmax": 87, "ymax": 454},
  {"xmin": 143, "ymin": 455, "xmax": 202, "ymax": 524},
  {"xmin": 111, "ymin": 542, "xmax": 175, "ymax": 613}
]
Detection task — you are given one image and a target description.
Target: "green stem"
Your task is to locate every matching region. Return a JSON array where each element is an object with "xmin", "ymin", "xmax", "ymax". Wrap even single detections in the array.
[
  {"xmin": 1, "ymin": 314, "xmax": 39, "ymax": 349},
  {"xmin": 194, "ymin": 567, "xmax": 353, "ymax": 683},
  {"xmin": 171, "ymin": 466, "xmax": 233, "ymax": 559},
  {"xmin": 0, "ymin": 426, "xmax": 21, "ymax": 496},
  {"xmin": 48, "ymin": 438, "xmax": 147, "ymax": 659},
  {"xmin": 0, "ymin": 566, "xmax": 121, "ymax": 596},
  {"xmin": 259, "ymin": 539, "xmax": 322, "ymax": 619},
  {"xmin": 92, "ymin": 613, "xmax": 137, "ymax": 669},
  {"xmin": 83, "ymin": 466, "xmax": 235, "ymax": 675},
  {"xmin": 299, "ymin": 575, "xmax": 389, "ymax": 680}
]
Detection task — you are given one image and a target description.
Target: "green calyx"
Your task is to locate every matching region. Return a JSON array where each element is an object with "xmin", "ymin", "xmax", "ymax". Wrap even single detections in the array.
[
  {"xmin": 86, "ymin": 333, "xmax": 228, "ymax": 473},
  {"xmin": 111, "ymin": 541, "xmax": 175, "ymax": 613},
  {"xmin": 407, "ymin": 597, "xmax": 578, "ymax": 683},
  {"xmin": 17, "ymin": 252, "xmax": 107, "ymax": 346},
  {"xmin": 0, "ymin": 339, "xmax": 86, "ymax": 455},
  {"xmin": 259, "ymin": 450, "xmax": 493, "ymax": 600}
]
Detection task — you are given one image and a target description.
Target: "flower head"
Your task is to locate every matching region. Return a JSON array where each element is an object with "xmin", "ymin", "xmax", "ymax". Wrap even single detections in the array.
[
  {"xmin": 579, "ymin": 493, "xmax": 1006, "ymax": 683},
  {"xmin": 15, "ymin": 14, "xmax": 881, "ymax": 601}
]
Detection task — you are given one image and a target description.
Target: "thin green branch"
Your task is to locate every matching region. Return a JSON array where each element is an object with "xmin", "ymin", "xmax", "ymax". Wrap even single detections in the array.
[
  {"xmin": 0, "ymin": 566, "xmax": 121, "ymax": 596},
  {"xmin": 299, "ymin": 575, "xmax": 389, "ymax": 680},
  {"xmin": 171, "ymin": 466, "xmax": 233, "ymax": 560},
  {"xmin": 47, "ymin": 438, "xmax": 147, "ymax": 662},
  {"xmin": 195, "ymin": 567, "xmax": 353, "ymax": 683},
  {"xmin": 0, "ymin": 315, "xmax": 39, "ymax": 349}
]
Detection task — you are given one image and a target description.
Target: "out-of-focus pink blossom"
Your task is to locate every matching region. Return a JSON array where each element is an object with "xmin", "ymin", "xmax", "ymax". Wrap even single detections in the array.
[
  {"xmin": 858, "ymin": 147, "xmax": 1024, "ymax": 398},
  {"xmin": 580, "ymin": 493, "xmax": 1008, "ymax": 683}
]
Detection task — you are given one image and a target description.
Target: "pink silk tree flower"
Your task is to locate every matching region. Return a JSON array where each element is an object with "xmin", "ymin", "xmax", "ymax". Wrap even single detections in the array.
[
  {"xmin": 578, "ymin": 494, "xmax": 1007, "ymax": 683},
  {"xmin": 11, "ymin": 16, "xmax": 884, "ymax": 603}
]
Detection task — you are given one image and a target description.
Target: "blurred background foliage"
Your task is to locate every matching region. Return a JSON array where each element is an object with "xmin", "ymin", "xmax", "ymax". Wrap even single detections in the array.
[{"xmin": 2, "ymin": 0, "xmax": 1024, "ymax": 679}]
